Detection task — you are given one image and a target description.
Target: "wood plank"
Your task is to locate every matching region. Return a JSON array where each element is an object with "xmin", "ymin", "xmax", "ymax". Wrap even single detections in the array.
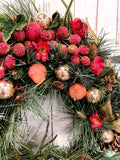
[
  {"xmin": 75, "ymin": 0, "xmax": 98, "ymax": 33},
  {"xmin": 97, "ymin": 0, "xmax": 117, "ymax": 39},
  {"xmin": 45, "ymin": 0, "xmax": 75, "ymax": 18}
]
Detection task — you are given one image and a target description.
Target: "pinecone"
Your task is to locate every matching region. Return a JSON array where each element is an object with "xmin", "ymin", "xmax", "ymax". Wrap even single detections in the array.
[
  {"xmin": 102, "ymin": 76, "xmax": 117, "ymax": 93},
  {"xmin": 75, "ymin": 155, "xmax": 93, "ymax": 160},
  {"xmin": 13, "ymin": 83, "xmax": 28, "ymax": 101},
  {"xmin": 101, "ymin": 132, "xmax": 120, "ymax": 152},
  {"xmin": 53, "ymin": 81, "xmax": 64, "ymax": 89}
]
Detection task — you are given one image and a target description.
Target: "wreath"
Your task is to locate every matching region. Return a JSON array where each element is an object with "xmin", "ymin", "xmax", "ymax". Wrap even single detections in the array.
[{"xmin": 0, "ymin": 0, "xmax": 120, "ymax": 159}]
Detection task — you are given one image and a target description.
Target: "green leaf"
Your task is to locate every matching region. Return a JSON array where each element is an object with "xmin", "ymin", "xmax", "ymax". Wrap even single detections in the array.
[{"xmin": 0, "ymin": 13, "xmax": 27, "ymax": 42}]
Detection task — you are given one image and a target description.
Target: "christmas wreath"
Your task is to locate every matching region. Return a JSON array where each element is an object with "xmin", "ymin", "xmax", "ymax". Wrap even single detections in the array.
[{"xmin": 0, "ymin": 0, "xmax": 120, "ymax": 159}]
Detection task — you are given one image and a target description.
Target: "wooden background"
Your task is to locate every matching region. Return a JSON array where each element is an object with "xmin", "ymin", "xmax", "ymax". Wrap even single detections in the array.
[{"xmin": 0, "ymin": 0, "xmax": 120, "ymax": 151}]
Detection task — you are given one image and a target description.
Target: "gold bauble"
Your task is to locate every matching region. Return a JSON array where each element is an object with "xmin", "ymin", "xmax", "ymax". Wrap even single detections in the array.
[
  {"xmin": 34, "ymin": 12, "xmax": 51, "ymax": 29},
  {"xmin": 101, "ymin": 130, "xmax": 114, "ymax": 143},
  {"xmin": 55, "ymin": 64, "xmax": 70, "ymax": 81},
  {"xmin": 86, "ymin": 88, "xmax": 101, "ymax": 103},
  {"xmin": 0, "ymin": 79, "xmax": 14, "ymax": 99}
]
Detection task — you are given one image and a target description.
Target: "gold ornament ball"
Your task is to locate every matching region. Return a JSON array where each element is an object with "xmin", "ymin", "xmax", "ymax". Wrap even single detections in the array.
[
  {"xmin": 86, "ymin": 88, "xmax": 101, "ymax": 103},
  {"xmin": 34, "ymin": 12, "xmax": 51, "ymax": 29},
  {"xmin": 101, "ymin": 130, "xmax": 114, "ymax": 143},
  {"xmin": 0, "ymin": 79, "xmax": 14, "ymax": 99},
  {"xmin": 55, "ymin": 64, "xmax": 70, "ymax": 81}
]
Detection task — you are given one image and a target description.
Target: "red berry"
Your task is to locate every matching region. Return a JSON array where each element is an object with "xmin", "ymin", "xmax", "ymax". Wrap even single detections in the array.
[
  {"xmin": 56, "ymin": 26, "xmax": 68, "ymax": 39},
  {"xmin": 13, "ymin": 30, "xmax": 25, "ymax": 42},
  {"xmin": 40, "ymin": 30, "xmax": 51, "ymax": 41},
  {"xmin": 0, "ymin": 42, "xmax": 10, "ymax": 56},
  {"xmin": 0, "ymin": 67, "xmax": 5, "ymax": 79},
  {"xmin": 4, "ymin": 55, "xmax": 16, "ymax": 69},
  {"xmin": 71, "ymin": 55, "xmax": 80, "ymax": 64},
  {"xmin": 68, "ymin": 34, "xmax": 81, "ymax": 44},
  {"xmin": 81, "ymin": 56, "xmax": 91, "ymax": 66},
  {"xmin": 24, "ymin": 41, "xmax": 33, "ymax": 50},
  {"xmin": 13, "ymin": 43, "xmax": 26, "ymax": 57},
  {"xmin": 24, "ymin": 22, "xmax": 42, "ymax": 42},
  {"xmin": 79, "ymin": 45, "xmax": 89, "ymax": 55},
  {"xmin": 48, "ymin": 30, "xmax": 55, "ymax": 40},
  {"xmin": 68, "ymin": 45, "xmax": 79, "ymax": 55}
]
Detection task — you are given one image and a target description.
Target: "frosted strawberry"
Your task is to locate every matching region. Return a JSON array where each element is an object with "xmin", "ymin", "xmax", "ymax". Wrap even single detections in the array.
[
  {"xmin": 13, "ymin": 30, "xmax": 25, "ymax": 42},
  {"xmin": 24, "ymin": 41, "xmax": 33, "ymax": 50},
  {"xmin": 13, "ymin": 43, "xmax": 26, "ymax": 57},
  {"xmin": 68, "ymin": 34, "xmax": 81, "ymax": 44},
  {"xmin": 71, "ymin": 55, "xmax": 80, "ymax": 65},
  {"xmin": 0, "ymin": 66, "xmax": 5, "ymax": 79},
  {"xmin": 0, "ymin": 42, "xmax": 10, "ymax": 56},
  {"xmin": 4, "ymin": 55, "xmax": 16, "ymax": 69},
  {"xmin": 68, "ymin": 44, "xmax": 79, "ymax": 55},
  {"xmin": 81, "ymin": 56, "xmax": 91, "ymax": 66},
  {"xmin": 56, "ymin": 26, "xmax": 68, "ymax": 39},
  {"xmin": 79, "ymin": 45, "xmax": 89, "ymax": 55},
  {"xmin": 24, "ymin": 22, "xmax": 42, "ymax": 42},
  {"xmin": 40, "ymin": 30, "xmax": 51, "ymax": 41}
]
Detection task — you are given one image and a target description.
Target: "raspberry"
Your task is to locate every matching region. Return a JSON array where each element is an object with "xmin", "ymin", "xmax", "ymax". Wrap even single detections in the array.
[
  {"xmin": 24, "ymin": 41, "xmax": 33, "ymax": 50},
  {"xmin": 0, "ymin": 42, "xmax": 10, "ymax": 56},
  {"xmin": 13, "ymin": 30, "xmax": 25, "ymax": 42},
  {"xmin": 56, "ymin": 26, "xmax": 68, "ymax": 39},
  {"xmin": 24, "ymin": 22, "xmax": 42, "ymax": 42},
  {"xmin": 0, "ymin": 67, "xmax": 5, "ymax": 79},
  {"xmin": 68, "ymin": 45, "xmax": 79, "ymax": 55},
  {"xmin": 81, "ymin": 56, "xmax": 91, "ymax": 66},
  {"xmin": 13, "ymin": 43, "xmax": 26, "ymax": 57},
  {"xmin": 68, "ymin": 34, "xmax": 81, "ymax": 44},
  {"xmin": 71, "ymin": 55, "xmax": 80, "ymax": 64},
  {"xmin": 40, "ymin": 30, "xmax": 51, "ymax": 41},
  {"xmin": 4, "ymin": 55, "xmax": 16, "ymax": 69},
  {"xmin": 79, "ymin": 45, "xmax": 89, "ymax": 55}
]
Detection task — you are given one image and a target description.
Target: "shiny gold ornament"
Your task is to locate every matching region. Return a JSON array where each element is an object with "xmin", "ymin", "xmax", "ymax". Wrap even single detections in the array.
[
  {"xmin": 55, "ymin": 64, "xmax": 70, "ymax": 81},
  {"xmin": 0, "ymin": 79, "xmax": 14, "ymax": 99},
  {"xmin": 34, "ymin": 12, "xmax": 51, "ymax": 29},
  {"xmin": 101, "ymin": 130, "xmax": 114, "ymax": 143},
  {"xmin": 86, "ymin": 88, "xmax": 101, "ymax": 103}
]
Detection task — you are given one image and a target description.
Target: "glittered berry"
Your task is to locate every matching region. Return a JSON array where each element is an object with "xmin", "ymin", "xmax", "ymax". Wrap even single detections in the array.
[{"xmin": 13, "ymin": 43, "xmax": 26, "ymax": 57}]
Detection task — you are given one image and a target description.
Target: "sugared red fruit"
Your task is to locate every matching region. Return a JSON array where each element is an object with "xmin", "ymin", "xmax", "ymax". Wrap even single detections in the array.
[
  {"xmin": 24, "ymin": 22, "xmax": 42, "ymax": 42},
  {"xmin": 69, "ymin": 83, "xmax": 86, "ymax": 100},
  {"xmin": 48, "ymin": 30, "xmax": 55, "ymax": 40},
  {"xmin": 28, "ymin": 63, "xmax": 47, "ymax": 84},
  {"xmin": 4, "ymin": 55, "xmax": 16, "ymax": 69},
  {"xmin": 13, "ymin": 43, "xmax": 26, "ymax": 57},
  {"xmin": 0, "ymin": 32, "xmax": 4, "ymax": 42},
  {"xmin": 71, "ymin": 55, "xmax": 80, "ymax": 65},
  {"xmin": 0, "ymin": 42, "xmax": 10, "ymax": 56},
  {"xmin": 81, "ymin": 56, "xmax": 91, "ymax": 66},
  {"xmin": 40, "ymin": 30, "xmax": 51, "ymax": 41},
  {"xmin": 56, "ymin": 26, "xmax": 68, "ymax": 39},
  {"xmin": 79, "ymin": 45, "xmax": 89, "ymax": 55},
  {"xmin": 24, "ymin": 41, "xmax": 33, "ymax": 50},
  {"xmin": 13, "ymin": 30, "xmax": 25, "ymax": 42},
  {"xmin": 0, "ymin": 79, "xmax": 14, "ymax": 99},
  {"xmin": 68, "ymin": 44, "xmax": 79, "ymax": 55},
  {"xmin": 68, "ymin": 34, "xmax": 81, "ymax": 44},
  {"xmin": 57, "ymin": 44, "xmax": 68, "ymax": 55},
  {"xmin": 0, "ymin": 67, "xmax": 5, "ymax": 79}
]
